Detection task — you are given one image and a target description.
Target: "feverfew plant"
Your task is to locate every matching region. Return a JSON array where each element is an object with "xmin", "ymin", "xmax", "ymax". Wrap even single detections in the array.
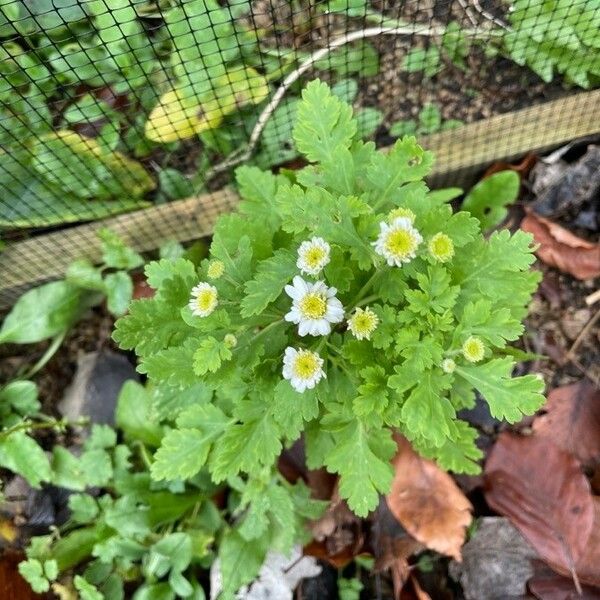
[{"xmin": 114, "ymin": 80, "xmax": 544, "ymax": 592}]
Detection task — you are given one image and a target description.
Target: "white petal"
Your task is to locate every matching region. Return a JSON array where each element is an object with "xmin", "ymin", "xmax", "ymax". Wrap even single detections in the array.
[{"xmin": 298, "ymin": 321, "xmax": 310, "ymax": 336}]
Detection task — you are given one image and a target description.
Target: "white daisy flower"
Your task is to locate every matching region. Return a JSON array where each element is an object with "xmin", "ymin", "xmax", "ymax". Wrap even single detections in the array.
[
  {"xmin": 462, "ymin": 336, "xmax": 485, "ymax": 363},
  {"xmin": 284, "ymin": 276, "xmax": 344, "ymax": 337},
  {"xmin": 297, "ymin": 237, "xmax": 331, "ymax": 276},
  {"xmin": 188, "ymin": 282, "xmax": 218, "ymax": 317},
  {"xmin": 347, "ymin": 306, "xmax": 379, "ymax": 340},
  {"xmin": 373, "ymin": 217, "xmax": 423, "ymax": 267},
  {"xmin": 282, "ymin": 346, "xmax": 326, "ymax": 393}
]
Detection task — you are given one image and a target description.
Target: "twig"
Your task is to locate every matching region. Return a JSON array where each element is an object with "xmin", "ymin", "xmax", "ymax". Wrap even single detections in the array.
[
  {"xmin": 567, "ymin": 307, "xmax": 600, "ymax": 360},
  {"xmin": 206, "ymin": 22, "xmax": 496, "ymax": 178},
  {"xmin": 472, "ymin": 0, "xmax": 511, "ymax": 30},
  {"xmin": 457, "ymin": 0, "xmax": 478, "ymax": 27},
  {"xmin": 585, "ymin": 288, "xmax": 600, "ymax": 306}
]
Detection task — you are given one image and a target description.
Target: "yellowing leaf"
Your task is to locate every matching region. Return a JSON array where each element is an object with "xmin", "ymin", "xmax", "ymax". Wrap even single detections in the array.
[
  {"xmin": 33, "ymin": 130, "xmax": 155, "ymax": 199},
  {"xmin": 145, "ymin": 67, "xmax": 269, "ymax": 143}
]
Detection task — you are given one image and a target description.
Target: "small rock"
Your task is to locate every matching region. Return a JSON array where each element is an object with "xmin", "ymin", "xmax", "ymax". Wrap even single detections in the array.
[
  {"xmin": 58, "ymin": 350, "xmax": 138, "ymax": 425},
  {"xmin": 449, "ymin": 517, "xmax": 538, "ymax": 600},
  {"xmin": 210, "ymin": 547, "xmax": 322, "ymax": 600}
]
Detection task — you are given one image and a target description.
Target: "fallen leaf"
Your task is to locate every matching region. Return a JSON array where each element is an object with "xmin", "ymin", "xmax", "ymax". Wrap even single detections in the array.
[
  {"xmin": 521, "ymin": 212, "xmax": 600, "ymax": 280},
  {"xmin": 528, "ymin": 561, "xmax": 600, "ymax": 600},
  {"xmin": 570, "ymin": 497, "xmax": 600, "ymax": 587},
  {"xmin": 483, "ymin": 153, "xmax": 537, "ymax": 181},
  {"xmin": 305, "ymin": 487, "xmax": 364, "ymax": 568},
  {"xmin": 386, "ymin": 436, "xmax": 472, "ymax": 561},
  {"xmin": 404, "ymin": 575, "xmax": 432, "ymax": 600},
  {"xmin": 449, "ymin": 517, "xmax": 538, "ymax": 600},
  {"xmin": 484, "ymin": 433, "xmax": 594, "ymax": 578},
  {"xmin": 0, "ymin": 552, "xmax": 44, "ymax": 599},
  {"xmin": 533, "ymin": 380, "xmax": 600, "ymax": 467},
  {"xmin": 370, "ymin": 499, "xmax": 423, "ymax": 600}
]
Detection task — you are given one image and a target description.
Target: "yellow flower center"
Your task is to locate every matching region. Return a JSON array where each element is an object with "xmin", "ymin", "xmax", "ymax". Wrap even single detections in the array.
[
  {"xmin": 207, "ymin": 260, "xmax": 224, "ymax": 279},
  {"xmin": 196, "ymin": 289, "xmax": 216, "ymax": 312},
  {"xmin": 299, "ymin": 293, "xmax": 327, "ymax": 319},
  {"xmin": 353, "ymin": 314, "xmax": 374, "ymax": 333},
  {"xmin": 385, "ymin": 229, "xmax": 417, "ymax": 258},
  {"xmin": 462, "ymin": 337, "xmax": 484, "ymax": 362},
  {"xmin": 293, "ymin": 352, "xmax": 320, "ymax": 379},
  {"xmin": 429, "ymin": 233, "xmax": 455, "ymax": 262},
  {"xmin": 304, "ymin": 246, "xmax": 326, "ymax": 269}
]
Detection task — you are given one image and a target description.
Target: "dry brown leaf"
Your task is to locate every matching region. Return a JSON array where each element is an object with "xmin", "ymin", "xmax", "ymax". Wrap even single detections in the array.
[
  {"xmin": 570, "ymin": 496, "xmax": 600, "ymax": 587},
  {"xmin": 484, "ymin": 433, "xmax": 594, "ymax": 578},
  {"xmin": 409, "ymin": 575, "xmax": 432, "ymax": 600},
  {"xmin": 0, "ymin": 552, "xmax": 44, "ymax": 600},
  {"xmin": 483, "ymin": 153, "xmax": 537, "ymax": 181},
  {"xmin": 528, "ymin": 560, "xmax": 600, "ymax": 600},
  {"xmin": 386, "ymin": 436, "xmax": 472, "ymax": 561},
  {"xmin": 304, "ymin": 487, "xmax": 364, "ymax": 568},
  {"xmin": 521, "ymin": 212, "xmax": 600, "ymax": 280},
  {"xmin": 533, "ymin": 380, "xmax": 600, "ymax": 467}
]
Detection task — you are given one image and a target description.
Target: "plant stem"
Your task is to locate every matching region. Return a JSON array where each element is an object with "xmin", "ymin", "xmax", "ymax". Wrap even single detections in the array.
[
  {"xmin": 0, "ymin": 416, "xmax": 88, "ymax": 441},
  {"xmin": 21, "ymin": 332, "xmax": 66, "ymax": 380}
]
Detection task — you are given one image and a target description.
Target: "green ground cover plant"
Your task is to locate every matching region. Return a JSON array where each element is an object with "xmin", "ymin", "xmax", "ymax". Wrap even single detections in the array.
[
  {"xmin": 109, "ymin": 80, "xmax": 542, "ymax": 593},
  {"xmin": 3, "ymin": 79, "xmax": 538, "ymax": 598}
]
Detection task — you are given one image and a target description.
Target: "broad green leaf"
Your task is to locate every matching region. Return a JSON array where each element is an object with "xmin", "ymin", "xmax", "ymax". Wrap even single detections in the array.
[
  {"xmin": 462, "ymin": 171, "xmax": 520, "ymax": 230},
  {"xmin": 105, "ymin": 272, "xmax": 133, "ymax": 316},
  {"xmin": 0, "ymin": 281, "xmax": 91, "ymax": 344},
  {"xmin": 116, "ymin": 381, "xmax": 164, "ymax": 447},
  {"xmin": 0, "ymin": 431, "xmax": 51, "ymax": 487},
  {"xmin": 0, "ymin": 149, "xmax": 147, "ymax": 227},
  {"xmin": 0, "ymin": 380, "xmax": 40, "ymax": 416}
]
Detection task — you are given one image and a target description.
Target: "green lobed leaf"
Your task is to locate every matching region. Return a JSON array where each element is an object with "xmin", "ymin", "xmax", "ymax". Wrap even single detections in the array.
[
  {"xmin": 325, "ymin": 422, "xmax": 395, "ymax": 517},
  {"xmin": 240, "ymin": 249, "xmax": 296, "ymax": 317},
  {"xmin": 456, "ymin": 358, "xmax": 545, "ymax": 422},
  {"xmin": 293, "ymin": 79, "xmax": 357, "ymax": 163}
]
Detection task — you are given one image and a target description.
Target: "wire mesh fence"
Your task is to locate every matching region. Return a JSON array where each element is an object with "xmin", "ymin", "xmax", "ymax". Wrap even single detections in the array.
[{"xmin": 0, "ymin": 0, "xmax": 599, "ymax": 304}]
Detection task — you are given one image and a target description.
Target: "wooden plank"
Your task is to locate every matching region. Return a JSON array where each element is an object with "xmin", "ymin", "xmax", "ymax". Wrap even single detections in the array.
[{"xmin": 1, "ymin": 90, "xmax": 599, "ymax": 308}]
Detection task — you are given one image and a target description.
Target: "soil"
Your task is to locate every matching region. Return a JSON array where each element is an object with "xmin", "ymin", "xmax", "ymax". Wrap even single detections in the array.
[{"xmin": 0, "ymin": 306, "xmax": 116, "ymax": 416}]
